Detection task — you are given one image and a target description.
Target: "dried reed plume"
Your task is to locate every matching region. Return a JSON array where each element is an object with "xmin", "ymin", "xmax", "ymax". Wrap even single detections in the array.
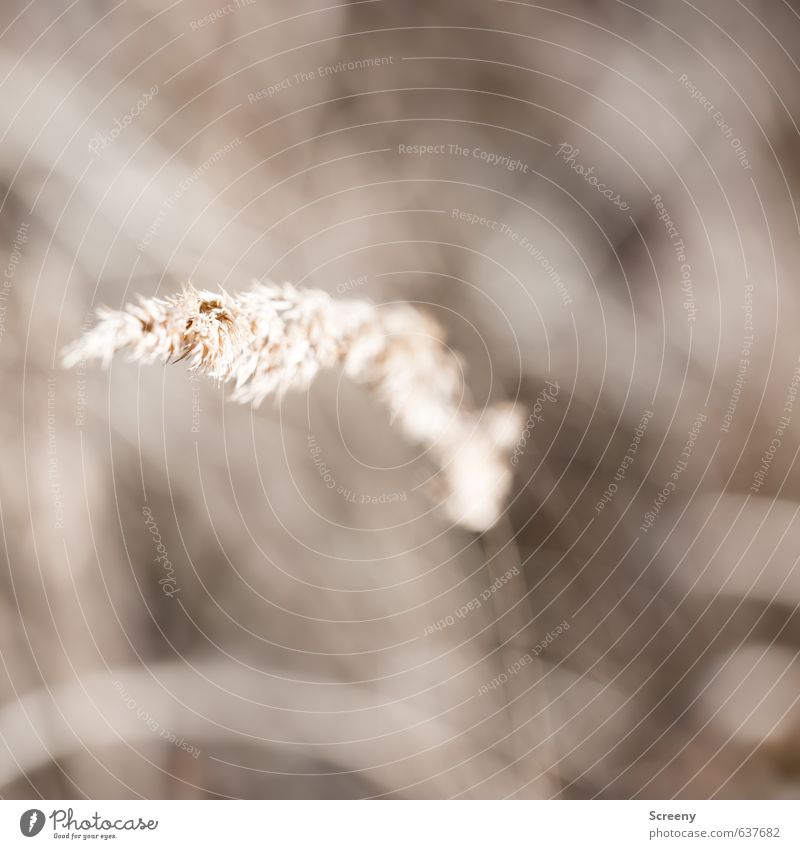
[{"xmin": 63, "ymin": 282, "xmax": 522, "ymax": 531}]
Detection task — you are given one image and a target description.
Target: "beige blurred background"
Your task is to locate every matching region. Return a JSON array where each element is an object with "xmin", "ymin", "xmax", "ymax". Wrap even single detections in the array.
[{"xmin": 1, "ymin": 0, "xmax": 800, "ymax": 798}]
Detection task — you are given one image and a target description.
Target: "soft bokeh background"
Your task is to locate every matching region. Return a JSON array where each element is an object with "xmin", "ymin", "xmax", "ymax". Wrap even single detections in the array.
[{"xmin": 2, "ymin": 0, "xmax": 800, "ymax": 798}]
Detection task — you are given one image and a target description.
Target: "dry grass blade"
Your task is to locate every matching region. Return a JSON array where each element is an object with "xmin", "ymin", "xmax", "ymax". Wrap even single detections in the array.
[{"xmin": 64, "ymin": 281, "xmax": 522, "ymax": 531}]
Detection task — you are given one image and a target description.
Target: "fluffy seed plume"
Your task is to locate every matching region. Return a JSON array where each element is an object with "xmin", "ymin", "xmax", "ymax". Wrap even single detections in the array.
[{"xmin": 63, "ymin": 282, "xmax": 522, "ymax": 531}]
